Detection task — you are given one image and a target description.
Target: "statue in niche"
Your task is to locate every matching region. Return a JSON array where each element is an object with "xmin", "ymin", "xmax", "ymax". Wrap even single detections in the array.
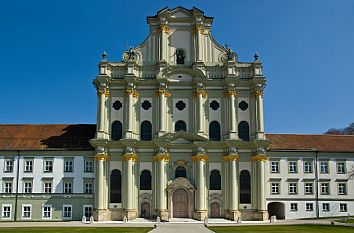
[{"xmin": 176, "ymin": 49, "xmax": 185, "ymax": 64}]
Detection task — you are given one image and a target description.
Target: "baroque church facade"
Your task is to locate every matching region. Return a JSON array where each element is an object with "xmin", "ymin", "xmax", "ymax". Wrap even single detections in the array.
[{"xmin": 0, "ymin": 7, "xmax": 353, "ymax": 222}]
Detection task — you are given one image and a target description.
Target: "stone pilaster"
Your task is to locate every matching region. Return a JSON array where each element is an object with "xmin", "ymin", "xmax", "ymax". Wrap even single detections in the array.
[
  {"xmin": 156, "ymin": 85, "xmax": 171, "ymax": 137},
  {"xmin": 254, "ymin": 89, "xmax": 265, "ymax": 139},
  {"xmin": 153, "ymin": 150, "xmax": 170, "ymax": 221},
  {"xmin": 225, "ymin": 88, "xmax": 238, "ymax": 139},
  {"xmin": 93, "ymin": 152, "xmax": 111, "ymax": 221},
  {"xmin": 122, "ymin": 150, "xmax": 138, "ymax": 220},
  {"xmin": 223, "ymin": 154, "xmax": 241, "ymax": 221},
  {"xmin": 159, "ymin": 24, "xmax": 169, "ymax": 61},
  {"xmin": 192, "ymin": 151, "xmax": 208, "ymax": 220},
  {"xmin": 124, "ymin": 87, "xmax": 139, "ymax": 138},
  {"xmin": 193, "ymin": 86, "xmax": 207, "ymax": 134}
]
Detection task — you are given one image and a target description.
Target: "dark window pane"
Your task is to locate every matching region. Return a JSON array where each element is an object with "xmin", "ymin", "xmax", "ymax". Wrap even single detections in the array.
[
  {"xmin": 140, "ymin": 170, "xmax": 152, "ymax": 190},
  {"xmin": 238, "ymin": 121, "xmax": 250, "ymax": 141},
  {"xmin": 240, "ymin": 170, "xmax": 251, "ymax": 203},
  {"xmin": 210, "ymin": 100, "xmax": 220, "ymax": 111},
  {"xmin": 175, "ymin": 166, "xmax": 186, "ymax": 178},
  {"xmin": 209, "ymin": 121, "xmax": 221, "ymax": 141},
  {"xmin": 141, "ymin": 100, "xmax": 152, "ymax": 110},
  {"xmin": 238, "ymin": 101, "xmax": 248, "ymax": 111},
  {"xmin": 111, "ymin": 121, "xmax": 123, "ymax": 141},
  {"xmin": 110, "ymin": 169, "xmax": 121, "ymax": 203},
  {"xmin": 210, "ymin": 170, "xmax": 221, "ymax": 190},
  {"xmin": 140, "ymin": 121, "xmax": 152, "ymax": 141},
  {"xmin": 113, "ymin": 100, "xmax": 122, "ymax": 110},
  {"xmin": 175, "ymin": 101, "xmax": 186, "ymax": 111},
  {"xmin": 175, "ymin": 120, "xmax": 186, "ymax": 132}
]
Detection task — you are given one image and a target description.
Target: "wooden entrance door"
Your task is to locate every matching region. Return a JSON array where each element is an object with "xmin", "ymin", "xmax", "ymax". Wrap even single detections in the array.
[
  {"xmin": 173, "ymin": 188, "xmax": 188, "ymax": 218},
  {"xmin": 210, "ymin": 202, "xmax": 220, "ymax": 218},
  {"xmin": 141, "ymin": 202, "xmax": 150, "ymax": 218}
]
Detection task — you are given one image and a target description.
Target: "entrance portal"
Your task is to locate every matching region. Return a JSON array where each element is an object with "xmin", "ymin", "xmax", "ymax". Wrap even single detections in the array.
[
  {"xmin": 140, "ymin": 202, "xmax": 150, "ymax": 218},
  {"xmin": 268, "ymin": 202, "xmax": 285, "ymax": 219},
  {"xmin": 210, "ymin": 202, "xmax": 220, "ymax": 218},
  {"xmin": 173, "ymin": 188, "xmax": 188, "ymax": 218}
]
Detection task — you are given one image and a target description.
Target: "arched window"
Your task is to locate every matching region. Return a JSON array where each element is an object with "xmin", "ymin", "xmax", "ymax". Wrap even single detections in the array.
[
  {"xmin": 209, "ymin": 121, "xmax": 221, "ymax": 141},
  {"xmin": 140, "ymin": 121, "xmax": 152, "ymax": 141},
  {"xmin": 240, "ymin": 170, "xmax": 251, "ymax": 203},
  {"xmin": 210, "ymin": 170, "xmax": 221, "ymax": 190},
  {"xmin": 111, "ymin": 121, "xmax": 123, "ymax": 141},
  {"xmin": 176, "ymin": 49, "xmax": 185, "ymax": 65},
  {"xmin": 175, "ymin": 166, "xmax": 186, "ymax": 178},
  {"xmin": 110, "ymin": 169, "xmax": 121, "ymax": 203},
  {"xmin": 140, "ymin": 170, "xmax": 152, "ymax": 190},
  {"xmin": 238, "ymin": 121, "xmax": 250, "ymax": 141},
  {"xmin": 175, "ymin": 120, "xmax": 187, "ymax": 132}
]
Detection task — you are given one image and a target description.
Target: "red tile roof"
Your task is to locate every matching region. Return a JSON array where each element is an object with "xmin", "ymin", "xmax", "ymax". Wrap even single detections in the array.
[
  {"xmin": 0, "ymin": 124, "xmax": 353, "ymax": 152},
  {"xmin": 0, "ymin": 124, "xmax": 96, "ymax": 151}
]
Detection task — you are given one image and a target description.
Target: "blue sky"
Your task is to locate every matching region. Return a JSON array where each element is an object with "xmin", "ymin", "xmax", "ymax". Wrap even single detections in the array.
[{"xmin": 0, "ymin": 0, "xmax": 353, "ymax": 134}]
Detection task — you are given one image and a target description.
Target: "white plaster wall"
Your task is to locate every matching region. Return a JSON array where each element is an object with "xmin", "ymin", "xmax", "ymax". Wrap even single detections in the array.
[
  {"xmin": 110, "ymin": 97, "xmax": 124, "ymax": 124},
  {"xmin": 172, "ymin": 98, "xmax": 189, "ymax": 131},
  {"xmin": 169, "ymin": 30, "xmax": 191, "ymax": 63},
  {"xmin": 237, "ymin": 97, "xmax": 250, "ymax": 124},
  {"xmin": 139, "ymin": 98, "xmax": 153, "ymax": 122}
]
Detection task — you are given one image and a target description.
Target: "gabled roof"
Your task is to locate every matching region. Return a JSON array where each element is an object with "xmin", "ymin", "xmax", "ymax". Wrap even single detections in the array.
[{"xmin": 0, "ymin": 124, "xmax": 95, "ymax": 151}]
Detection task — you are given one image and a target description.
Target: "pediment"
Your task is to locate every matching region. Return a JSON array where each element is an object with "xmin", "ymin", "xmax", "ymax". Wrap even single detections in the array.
[
  {"xmin": 154, "ymin": 132, "xmax": 209, "ymax": 144},
  {"xmin": 167, "ymin": 177, "xmax": 195, "ymax": 190}
]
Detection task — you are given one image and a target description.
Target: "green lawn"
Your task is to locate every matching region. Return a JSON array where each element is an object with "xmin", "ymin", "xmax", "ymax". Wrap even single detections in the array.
[
  {"xmin": 209, "ymin": 224, "xmax": 354, "ymax": 233},
  {"xmin": 0, "ymin": 227, "xmax": 152, "ymax": 233}
]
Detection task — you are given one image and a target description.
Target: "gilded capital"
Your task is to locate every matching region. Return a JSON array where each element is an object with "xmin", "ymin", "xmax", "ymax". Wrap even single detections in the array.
[
  {"xmin": 125, "ymin": 89, "xmax": 139, "ymax": 98},
  {"xmin": 251, "ymin": 154, "xmax": 268, "ymax": 162},
  {"xmin": 191, "ymin": 154, "xmax": 208, "ymax": 162},
  {"xmin": 97, "ymin": 88, "xmax": 110, "ymax": 97},
  {"xmin": 192, "ymin": 25, "xmax": 205, "ymax": 34},
  {"xmin": 193, "ymin": 89, "xmax": 208, "ymax": 98},
  {"xmin": 122, "ymin": 153, "xmax": 138, "ymax": 161},
  {"xmin": 224, "ymin": 90, "xmax": 237, "ymax": 96},
  {"xmin": 223, "ymin": 154, "xmax": 240, "ymax": 162},
  {"xmin": 155, "ymin": 89, "xmax": 171, "ymax": 97},
  {"xmin": 153, "ymin": 153, "xmax": 170, "ymax": 161},
  {"xmin": 95, "ymin": 153, "xmax": 110, "ymax": 161},
  {"xmin": 253, "ymin": 90, "xmax": 264, "ymax": 98},
  {"xmin": 159, "ymin": 25, "xmax": 170, "ymax": 34}
]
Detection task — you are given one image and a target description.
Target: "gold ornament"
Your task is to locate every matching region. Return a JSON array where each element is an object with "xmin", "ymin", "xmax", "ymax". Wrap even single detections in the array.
[
  {"xmin": 159, "ymin": 25, "xmax": 170, "ymax": 33},
  {"xmin": 125, "ymin": 89, "xmax": 139, "ymax": 98},
  {"xmin": 193, "ymin": 89, "xmax": 208, "ymax": 98},
  {"xmin": 251, "ymin": 154, "xmax": 268, "ymax": 162},
  {"xmin": 122, "ymin": 153, "xmax": 138, "ymax": 161},
  {"xmin": 224, "ymin": 90, "xmax": 237, "ymax": 96},
  {"xmin": 192, "ymin": 154, "xmax": 208, "ymax": 162},
  {"xmin": 155, "ymin": 89, "xmax": 171, "ymax": 97},
  {"xmin": 223, "ymin": 154, "xmax": 240, "ymax": 162},
  {"xmin": 153, "ymin": 153, "xmax": 170, "ymax": 161},
  {"xmin": 95, "ymin": 153, "xmax": 110, "ymax": 161}
]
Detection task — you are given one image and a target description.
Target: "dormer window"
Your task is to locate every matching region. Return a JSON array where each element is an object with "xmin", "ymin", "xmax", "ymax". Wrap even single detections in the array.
[{"xmin": 176, "ymin": 49, "xmax": 185, "ymax": 65}]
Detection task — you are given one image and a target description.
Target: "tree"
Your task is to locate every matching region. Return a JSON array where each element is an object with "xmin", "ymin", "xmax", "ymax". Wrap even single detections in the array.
[{"xmin": 325, "ymin": 122, "xmax": 354, "ymax": 135}]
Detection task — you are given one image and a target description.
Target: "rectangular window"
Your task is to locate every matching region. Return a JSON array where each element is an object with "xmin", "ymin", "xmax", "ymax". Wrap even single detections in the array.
[
  {"xmin": 84, "ymin": 182, "xmax": 94, "ymax": 194},
  {"xmin": 321, "ymin": 183, "xmax": 329, "ymax": 195},
  {"xmin": 337, "ymin": 161, "xmax": 346, "ymax": 174},
  {"xmin": 42, "ymin": 205, "xmax": 52, "ymax": 219},
  {"xmin": 271, "ymin": 182, "xmax": 279, "ymax": 194},
  {"xmin": 289, "ymin": 182, "xmax": 297, "ymax": 194},
  {"xmin": 64, "ymin": 159, "xmax": 73, "ymax": 173},
  {"xmin": 320, "ymin": 161, "xmax": 329, "ymax": 174},
  {"xmin": 22, "ymin": 205, "xmax": 31, "ymax": 219},
  {"xmin": 289, "ymin": 161, "xmax": 297, "ymax": 173},
  {"xmin": 4, "ymin": 181, "xmax": 12, "ymax": 193},
  {"xmin": 24, "ymin": 159, "xmax": 33, "ymax": 172},
  {"xmin": 322, "ymin": 203, "xmax": 330, "ymax": 211},
  {"xmin": 304, "ymin": 161, "xmax": 313, "ymax": 173},
  {"xmin": 84, "ymin": 158, "xmax": 94, "ymax": 172},
  {"xmin": 338, "ymin": 183, "xmax": 347, "ymax": 195},
  {"xmin": 64, "ymin": 181, "xmax": 73, "ymax": 194},
  {"xmin": 304, "ymin": 182, "xmax": 313, "ymax": 194},
  {"xmin": 2, "ymin": 205, "xmax": 11, "ymax": 219},
  {"xmin": 23, "ymin": 181, "xmax": 32, "ymax": 193},
  {"xmin": 306, "ymin": 203, "xmax": 313, "ymax": 211},
  {"xmin": 43, "ymin": 181, "xmax": 52, "ymax": 193},
  {"xmin": 271, "ymin": 161, "xmax": 279, "ymax": 173},
  {"xmin": 83, "ymin": 205, "xmax": 93, "ymax": 218},
  {"xmin": 340, "ymin": 203, "xmax": 347, "ymax": 212},
  {"xmin": 63, "ymin": 205, "xmax": 72, "ymax": 219},
  {"xmin": 44, "ymin": 159, "xmax": 53, "ymax": 173},
  {"xmin": 4, "ymin": 159, "xmax": 13, "ymax": 172},
  {"xmin": 290, "ymin": 203, "xmax": 298, "ymax": 211}
]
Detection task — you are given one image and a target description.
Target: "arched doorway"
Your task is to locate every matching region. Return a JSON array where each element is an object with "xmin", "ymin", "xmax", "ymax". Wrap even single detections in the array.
[
  {"xmin": 173, "ymin": 188, "xmax": 188, "ymax": 218},
  {"xmin": 268, "ymin": 202, "xmax": 285, "ymax": 219},
  {"xmin": 140, "ymin": 202, "xmax": 150, "ymax": 219},
  {"xmin": 210, "ymin": 202, "xmax": 220, "ymax": 218}
]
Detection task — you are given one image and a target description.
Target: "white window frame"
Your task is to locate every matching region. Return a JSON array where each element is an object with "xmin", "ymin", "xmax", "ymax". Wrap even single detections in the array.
[
  {"xmin": 289, "ymin": 182, "xmax": 297, "ymax": 194},
  {"xmin": 320, "ymin": 182, "xmax": 329, "ymax": 195},
  {"xmin": 288, "ymin": 161, "xmax": 297, "ymax": 173},
  {"xmin": 83, "ymin": 205, "xmax": 93, "ymax": 218},
  {"xmin": 290, "ymin": 203, "xmax": 298, "ymax": 211},
  {"xmin": 271, "ymin": 182, "xmax": 280, "ymax": 194},
  {"xmin": 322, "ymin": 203, "xmax": 330, "ymax": 212},
  {"xmin": 4, "ymin": 159, "xmax": 13, "ymax": 172},
  {"xmin": 44, "ymin": 159, "xmax": 53, "ymax": 173},
  {"xmin": 23, "ymin": 180, "xmax": 32, "ymax": 193},
  {"xmin": 42, "ymin": 204, "xmax": 52, "ymax": 219},
  {"xmin": 271, "ymin": 161, "xmax": 279, "ymax": 173},
  {"xmin": 22, "ymin": 204, "xmax": 32, "ymax": 219},
  {"xmin": 306, "ymin": 203, "xmax": 313, "ymax": 211},
  {"xmin": 64, "ymin": 159, "xmax": 74, "ymax": 173},
  {"xmin": 24, "ymin": 159, "xmax": 33, "ymax": 173},
  {"xmin": 64, "ymin": 181, "xmax": 73, "ymax": 194},
  {"xmin": 320, "ymin": 161, "xmax": 329, "ymax": 174},
  {"xmin": 337, "ymin": 161, "xmax": 346, "ymax": 174},
  {"xmin": 84, "ymin": 182, "xmax": 94, "ymax": 194},
  {"xmin": 2, "ymin": 204, "xmax": 12, "ymax": 219},
  {"xmin": 304, "ymin": 161, "xmax": 313, "ymax": 173},
  {"xmin": 340, "ymin": 203, "xmax": 347, "ymax": 212},
  {"xmin": 63, "ymin": 205, "xmax": 72, "ymax": 220},
  {"xmin": 43, "ymin": 180, "xmax": 52, "ymax": 193},
  {"xmin": 84, "ymin": 158, "xmax": 94, "ymax": 173},
  {"xmin": 4, "ymin": 181, "xmax": 13, "ymax": 193},
  {"xmin": 304, "ymin": 182, "xmax": 313, "ymax": 194},
  {"xmin": 338, "ymin": 183, "xmax": 347, "ymax": 195}
]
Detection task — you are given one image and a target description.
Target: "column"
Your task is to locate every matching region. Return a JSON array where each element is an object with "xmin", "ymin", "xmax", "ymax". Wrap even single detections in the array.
[
  {"xmin": 251, "ymin": 154, "xmax": 268, "ymax": 220},
  {"xmin": 122, "ymin": 151, "xmax": 138, "ymax": 220},
  {"xmin": 159, "ymin": 25, "xmax": 169, "ymax": 61},
  {"xmin": 255, "ymin": 89, "xmax": 265, "ymax": 139},
  {"xmin": 192, "ymin": 152, "xmax": 208, "ymax": 220},
  {"xmin": 94, "ymin": 152, "xmax": 110, "ymax": 221},
  {"xmin": 96, "ymin": 89, "xmax": 108, "ymax": 138},
  {"xmin": 156, "ymin": 87, "xmax": 171, "ymax": 136},
  {"xmin": 195, "ymin": 25, "xmax": 204, "ymax": 61},
  {"xmin": 104, "ymin": 89, "xmax": 111, "ymax": 138},
  {"xmin": 223, "ymin": 154, "xmax": 240, "ymax": 221},
  {"xmin": 225, "ymin": 89, "xmax": 238, "ymax": 139},
  {"xmin": 153, "ymin": 151, "xmax": 170, "ymax": 221},
  {"xmin": 193, "ymin": 87, "xmax": 207, "ymax": 134},
  {"xmin": 125, "ymin": 88, "xmax": 139, "ymax": 138}
]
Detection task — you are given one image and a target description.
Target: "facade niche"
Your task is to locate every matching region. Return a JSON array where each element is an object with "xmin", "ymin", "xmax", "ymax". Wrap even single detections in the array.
[
  {"xmin": 140, "ymin": 121, "xmax": 152, "ymax": 141},
  {"xmin": 176, "ymin": 49, "xmax": 185, "ymax": 64},
  {"xmin": 111, "ymin": 121, "xmax": 123, "ymax": 141},
  {"xmin": 110, "ymin": 169, "xmax": 122, "ymax": 203}
]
